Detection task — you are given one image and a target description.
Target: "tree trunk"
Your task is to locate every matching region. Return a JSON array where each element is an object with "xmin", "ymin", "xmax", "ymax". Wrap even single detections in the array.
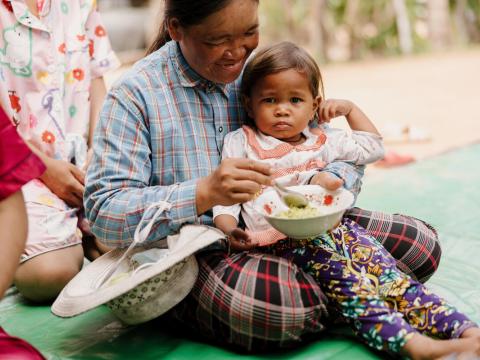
[
  {"xmin": 454, "ymin": 0, "xmax": 469, "ymax": 43},
  {"xmin": 392, "ymin": 0, "xmax": 413, "ymax": 54},
  {"xmin": 427, "ymin": 0, "xmax": 452, "ymax": 50},
  {"xmin": 282, "ymin": 0, "xmax": 297, "ymax": 39},
  {"xmin": 344, "ymin": 0, "xmax": 362, "ymax": 60},
  {"xmin": 306, "ymin": 0, "xmax": 328, "ymax": 61}
]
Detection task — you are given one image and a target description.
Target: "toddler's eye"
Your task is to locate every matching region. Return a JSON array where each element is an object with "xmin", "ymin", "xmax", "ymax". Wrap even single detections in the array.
[
  {"xmin": 263, "ymin": 98, "xmax": 275, "ymax": 103},
  {"xmin": 291, "ymin": 97, "xmax": 302, "ymax": 103}
]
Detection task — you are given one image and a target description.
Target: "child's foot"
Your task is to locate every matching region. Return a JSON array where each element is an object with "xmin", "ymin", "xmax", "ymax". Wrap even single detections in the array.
[
  {"xmin": 310, "ymin": 172, "xmax": 344, "ymax": 190},
  {"xmin": 82, "ymin": 235, "xmax": 112, "ymax": 261},
  {"xmin": 404, "ymin": 334, "xmax": 480, "ymax": 360}
]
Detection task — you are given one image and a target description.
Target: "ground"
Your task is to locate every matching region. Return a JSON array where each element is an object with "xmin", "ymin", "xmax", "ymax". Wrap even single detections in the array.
[{"xmin": 320, "ymin": 46, "xmax": 480, "ymax": 164}]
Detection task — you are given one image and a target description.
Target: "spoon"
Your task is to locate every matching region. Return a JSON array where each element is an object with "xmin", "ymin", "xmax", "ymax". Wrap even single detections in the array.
[{"xmin": 272, "ymin": 182, "xmax": 309, "ymax": 208}]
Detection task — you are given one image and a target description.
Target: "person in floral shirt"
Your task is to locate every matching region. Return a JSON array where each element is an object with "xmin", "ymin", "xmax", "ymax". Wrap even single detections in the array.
[{"xmin": 0, "ymin": 0, "xmax": 120, "ymax": 302}]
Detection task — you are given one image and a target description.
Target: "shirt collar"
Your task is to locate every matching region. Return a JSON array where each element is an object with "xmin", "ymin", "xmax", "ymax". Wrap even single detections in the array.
[
  {"xmin": 10, "ymin": 0, "xmax": 51, "ymax": 32},
  {"xmin": 168, "ymin": 41, "xmax": 230, "ymax": 97}
]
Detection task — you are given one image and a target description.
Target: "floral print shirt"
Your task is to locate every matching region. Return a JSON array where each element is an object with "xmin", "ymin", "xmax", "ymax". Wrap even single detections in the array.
[{"xmin": 0, "ymin": 0, "xmax": 119, "ymax": 160}]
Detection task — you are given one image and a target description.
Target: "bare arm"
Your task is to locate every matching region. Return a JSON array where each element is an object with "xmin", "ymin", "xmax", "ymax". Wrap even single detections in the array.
[
  {"xmin": 214, "ymin": 214, "xmax": 239, "ymax": 235},
  {"xmin": 0, "ymin": 191, "xmax": 27, "ymax": 298},
  {"xmin": 214, "ymin": 214, "xmax": 256, "ymax": 251},
  {"xmin": 88, "ymin": 77, "xmax": 107, "ymax": 148},
  {"xmin": 320, "ymin": 99, "xmax": 380, "ymax": 136}
]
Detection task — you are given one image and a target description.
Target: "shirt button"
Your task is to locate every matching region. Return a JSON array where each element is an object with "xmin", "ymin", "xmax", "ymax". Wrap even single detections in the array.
[
  {"xmin": 207, "ymin": 82, "xmax": 215, "ymax": 92},
  {"xmin": 218, "ymin": 126, "xmax": 223, "ymax": 133}
]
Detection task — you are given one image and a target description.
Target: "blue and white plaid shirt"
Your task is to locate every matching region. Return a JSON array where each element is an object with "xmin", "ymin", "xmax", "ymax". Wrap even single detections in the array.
[{"xmin": 85, "ymin": 41, "xmax": 364, "ymax": 247}]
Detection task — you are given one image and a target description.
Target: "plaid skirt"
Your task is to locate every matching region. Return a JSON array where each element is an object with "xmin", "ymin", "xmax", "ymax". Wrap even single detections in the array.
[{"xmin": 170, "ymin": 207, "xmax": 441, "ymax": 351}]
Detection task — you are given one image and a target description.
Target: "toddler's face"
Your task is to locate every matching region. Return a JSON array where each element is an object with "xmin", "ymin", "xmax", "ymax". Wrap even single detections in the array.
[{"xmin": 245, "ymin": 69, "xmax": 320, "ymax": 143}]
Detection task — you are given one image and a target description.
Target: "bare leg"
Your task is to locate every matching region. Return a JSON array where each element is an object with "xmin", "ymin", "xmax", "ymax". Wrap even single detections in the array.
[
  {"xmin": 0, "ymin": 191, "xmax": 27, "ymax": 299},
  {"xmin": 82, "ymin": 235, "xmax": 112, "ymax": 261},
  {"xmin": 403, "ymin": 332, "xmax": 480, "ymax": 360},
  {"xmin": 14, "ymin": 244, "xmax": 84, "ymax": 303},
  {"xmin": 461, "ymin": 327, "xmax": 480, "ymax": 339}
]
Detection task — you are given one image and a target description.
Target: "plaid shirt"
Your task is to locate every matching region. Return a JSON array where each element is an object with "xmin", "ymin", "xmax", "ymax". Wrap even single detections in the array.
[{"xmin": 84, "ymin": 41, "xmax": 364, "ymax": 246}]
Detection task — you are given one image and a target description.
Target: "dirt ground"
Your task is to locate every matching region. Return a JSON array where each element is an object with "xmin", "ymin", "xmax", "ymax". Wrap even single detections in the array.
[
  {"xmin": 105, "ymin": 46, "xmax": 480, "ymax": 173},
  {"xmin": 321, "ymin": 46, "xmax": 480, "ymax": 172}
]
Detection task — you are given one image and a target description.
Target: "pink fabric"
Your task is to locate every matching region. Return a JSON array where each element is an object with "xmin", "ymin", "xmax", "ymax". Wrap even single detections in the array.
[
  {"xmin": 246, "ymin": 227, "xmax": 287, "ymax": 247},
  {"xmin": 20, "ymin": 179, "xmax": 82, "ymax": 263},
  {"xmin": 0, "ymin": 107, "xmax": 45, "ymax": 200},
  {"xmin": 0, "ymin": 327, "xmax": 45, "ymax": 360},
  {"xmin": 1, "ymin": 1, "xmax": 119, "ymax": 260}
]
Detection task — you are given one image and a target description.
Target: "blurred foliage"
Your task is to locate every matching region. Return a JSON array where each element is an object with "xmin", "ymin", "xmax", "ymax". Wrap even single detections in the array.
[{"xmin": 258, "ymin": 0, "xmax": 480, "ymax": 63}]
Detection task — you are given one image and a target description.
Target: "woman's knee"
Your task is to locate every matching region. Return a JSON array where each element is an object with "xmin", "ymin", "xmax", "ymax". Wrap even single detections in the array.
[
  {"xmin": 14, "ymin": 245, "xmax": 83, "ymax": 302},
  {"xmin": 345, "ymin": 207, "xmax": 442, "ymax": 282},
  {"xmin": 190, "ymin": 251, "xmax": 328, "ymax": 350}
]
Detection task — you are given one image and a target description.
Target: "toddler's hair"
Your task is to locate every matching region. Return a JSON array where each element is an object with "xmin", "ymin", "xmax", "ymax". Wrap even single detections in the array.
[{"xmin": 241, "ymin": 41, "xmax": 324, "ymax": 100}]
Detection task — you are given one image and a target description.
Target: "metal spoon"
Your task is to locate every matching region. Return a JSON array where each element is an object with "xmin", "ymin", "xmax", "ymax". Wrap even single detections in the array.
[{"xmin": 272, "ymin": 182, "xmax": 309, "ymax": 208}]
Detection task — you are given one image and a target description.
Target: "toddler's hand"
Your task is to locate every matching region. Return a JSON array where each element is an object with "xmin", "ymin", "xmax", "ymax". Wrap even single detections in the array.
[
  {"xmin": 310, "ymin": 172, "xmax": 344, "ymax": 191},
  {"xmin": 228, "ymin": 228, "xmax": 256, "ymax": 252},
  {"xmin": 318, "ymin": 99, "xmax": 354, "ymax": 123}
]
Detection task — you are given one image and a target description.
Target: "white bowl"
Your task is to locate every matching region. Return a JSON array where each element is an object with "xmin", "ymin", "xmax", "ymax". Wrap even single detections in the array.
[{"xmin": 254, "ymin": 185, "xmax": 354, "ymax": 239}]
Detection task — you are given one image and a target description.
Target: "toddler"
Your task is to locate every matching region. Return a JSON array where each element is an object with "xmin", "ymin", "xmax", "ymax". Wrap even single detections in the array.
[{"xmin": 213, "ymin": 42, "xmax": 480, "ymax": 359}]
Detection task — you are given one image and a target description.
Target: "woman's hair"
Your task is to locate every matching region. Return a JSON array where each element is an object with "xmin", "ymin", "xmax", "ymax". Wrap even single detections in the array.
[
  {"xmin": 147, "ymin": 0, "xmax": 235, "ymax": 55},
  {"xmin": 241, "ymin": 41, "xmax": 324, "ymax": 100}
]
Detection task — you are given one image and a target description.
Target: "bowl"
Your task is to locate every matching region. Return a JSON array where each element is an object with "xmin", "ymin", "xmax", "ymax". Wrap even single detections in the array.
[{"xmin": 254, "ymin": 185, "xmax": 354, "ymax": 239}]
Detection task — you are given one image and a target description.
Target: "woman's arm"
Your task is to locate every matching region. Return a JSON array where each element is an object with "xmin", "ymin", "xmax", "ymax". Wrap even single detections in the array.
[{"xmin": 84, "ymin": 88, "xmax": 271, "ymax": 247}]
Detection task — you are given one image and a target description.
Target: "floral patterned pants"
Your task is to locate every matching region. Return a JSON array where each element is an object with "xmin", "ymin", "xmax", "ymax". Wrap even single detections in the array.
[{"xmin": 273, "ymin": 218, "xmax": 476, "ymax": 354}]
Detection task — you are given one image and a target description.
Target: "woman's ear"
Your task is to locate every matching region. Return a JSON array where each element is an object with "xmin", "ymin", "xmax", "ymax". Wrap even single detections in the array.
[
  {"xmin": 167, "ymin": 18, "xmax": 183, "ymax": 41},
  {"xmin": 242, "ymin": 95, "xmax": 254, "ymax": 118}
]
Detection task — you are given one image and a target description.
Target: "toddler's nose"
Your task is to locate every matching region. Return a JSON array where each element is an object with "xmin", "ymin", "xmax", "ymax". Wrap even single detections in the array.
[{"xmin": 274, "ymin": 105, "xmax": 289, "ymax": 117}]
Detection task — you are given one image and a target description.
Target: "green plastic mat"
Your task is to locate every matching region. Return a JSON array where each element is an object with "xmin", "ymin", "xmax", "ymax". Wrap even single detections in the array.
[{"xmin": 1, "ymin": 144, "xmax": 479, "ymax": 359}]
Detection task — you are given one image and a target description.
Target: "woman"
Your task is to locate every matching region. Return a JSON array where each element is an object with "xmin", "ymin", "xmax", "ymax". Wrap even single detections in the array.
[{"xmin": 85, "ymin": 0, "xmax": 441, "ymax": 351}]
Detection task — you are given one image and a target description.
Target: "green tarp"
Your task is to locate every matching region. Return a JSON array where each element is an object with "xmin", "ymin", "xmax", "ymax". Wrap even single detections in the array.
[{"xmin": 1, "ymin": 143, "xmax": 479, "ymax": 359}]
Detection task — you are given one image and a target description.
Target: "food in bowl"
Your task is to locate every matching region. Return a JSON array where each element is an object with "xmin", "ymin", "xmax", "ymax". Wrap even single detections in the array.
[
  {"xmin": 254, "ymin": 185, "xmax": 354, "ymax": 239},
  {"xmin": 275, "ymin": 204, "xmax": 321, "ymax": 219},
  {"xmin": 275, "ymin": 193, "xmax": 338, "ymax": 219}
]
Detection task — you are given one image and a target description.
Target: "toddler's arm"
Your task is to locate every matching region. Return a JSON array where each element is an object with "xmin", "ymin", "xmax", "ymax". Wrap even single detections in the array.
[
  {"xmin": 320, "ymin": 99, "xmax": 380, "ymax": 136},
  {"xmin": 214, "ymin": 214, "xmax": 255, "ymax": 251}
]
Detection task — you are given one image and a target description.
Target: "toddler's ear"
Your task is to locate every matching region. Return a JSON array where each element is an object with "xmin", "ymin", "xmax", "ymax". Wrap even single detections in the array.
[
  {"xmin": 313, "ymin": 95, "xmax": 322, "ymax": 113},
  {"xmin": 242, "ymin": 95, "xmax": 254, "ymax": 118}
]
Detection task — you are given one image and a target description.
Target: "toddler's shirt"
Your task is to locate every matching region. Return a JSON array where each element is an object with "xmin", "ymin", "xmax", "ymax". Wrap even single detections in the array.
[{"xmin": 213, "ymin": 125, "xmax": 384, "ymax": 237}]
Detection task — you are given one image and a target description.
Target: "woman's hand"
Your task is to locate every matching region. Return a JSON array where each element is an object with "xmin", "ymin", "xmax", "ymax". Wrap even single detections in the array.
[
  {"xmin": 40, "ymin": 157, "xmax": 85, "ymax": 208},
  {"xmin": 196, "ymin": 158, "xmax": 272, "ymax": 215},
  {"xmin": 228, "ymin": 228, "xmax": 256, "ymax": 251},
  {"xmin": 318, "ymin": 99, "xmax": 354, "ymax": 124}
]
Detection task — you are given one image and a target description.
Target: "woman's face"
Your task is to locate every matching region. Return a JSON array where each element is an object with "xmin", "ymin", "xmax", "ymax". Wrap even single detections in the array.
[{"xmin": 169, "ymin": 0, "xmax": 259, "ymax": 84}]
